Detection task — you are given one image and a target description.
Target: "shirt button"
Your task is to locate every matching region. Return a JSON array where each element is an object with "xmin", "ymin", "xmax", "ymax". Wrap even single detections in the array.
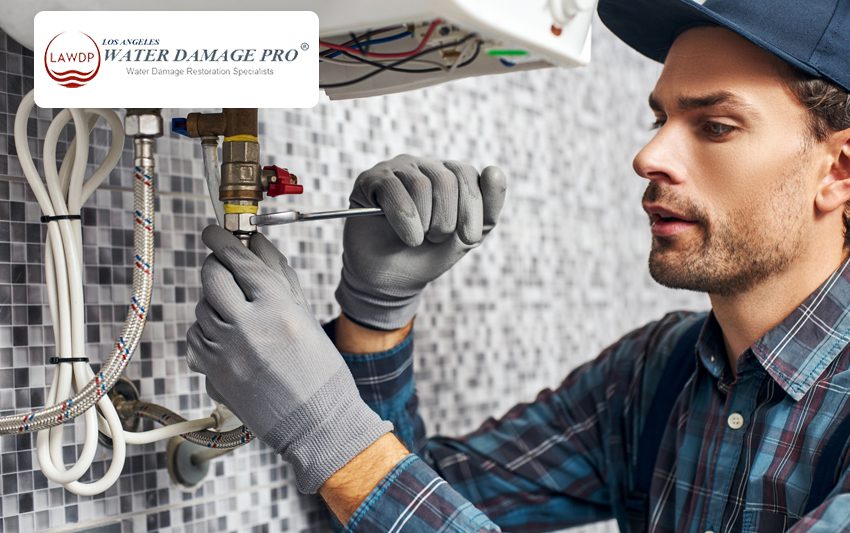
[
  {"xmin": 706, "ymin": 530, "xmax": 716, "ymax": 533},
  {"xmin": 728, "ymin": 412, "xmax": 744, "ymax": 429}
]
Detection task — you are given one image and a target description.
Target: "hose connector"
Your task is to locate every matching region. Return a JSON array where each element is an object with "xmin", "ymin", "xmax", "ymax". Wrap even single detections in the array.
[{"xmin": 125, "ymin": 109, "xmax": 162, "ymax": 168}]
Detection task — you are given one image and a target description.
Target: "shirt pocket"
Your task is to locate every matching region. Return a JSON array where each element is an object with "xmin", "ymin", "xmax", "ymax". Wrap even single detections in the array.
[{"xmin": 742, "ymin": 508, "xmax": 789, "ymax": 532}]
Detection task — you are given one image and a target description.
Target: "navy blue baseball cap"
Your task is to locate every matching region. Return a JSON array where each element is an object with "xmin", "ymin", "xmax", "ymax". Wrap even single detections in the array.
[{"xmin": 597, "ymin": 0, "xmax": 850, "ymax": 93}]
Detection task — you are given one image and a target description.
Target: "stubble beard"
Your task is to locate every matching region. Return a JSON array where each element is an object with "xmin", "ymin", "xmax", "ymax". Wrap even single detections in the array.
[{"xmin": 646, "ymin": 164, "xmax": 809, "ymax": 297}]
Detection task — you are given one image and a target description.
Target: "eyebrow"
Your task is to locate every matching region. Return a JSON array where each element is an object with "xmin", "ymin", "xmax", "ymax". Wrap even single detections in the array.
[{"xmin": 648, "ymin": 90, "xmax": 759, "ymax": 117}]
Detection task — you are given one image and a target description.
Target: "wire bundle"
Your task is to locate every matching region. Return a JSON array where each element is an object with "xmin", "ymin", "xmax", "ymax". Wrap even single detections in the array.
[{"xmin": 319, "ymin": 21, "xmax": 483, "ymax": 89}]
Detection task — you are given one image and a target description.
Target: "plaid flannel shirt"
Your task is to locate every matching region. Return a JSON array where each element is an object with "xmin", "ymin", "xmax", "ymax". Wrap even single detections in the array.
[{"xmin": 333, "ymin": 257, "xmax": 850, "ymax": 532}]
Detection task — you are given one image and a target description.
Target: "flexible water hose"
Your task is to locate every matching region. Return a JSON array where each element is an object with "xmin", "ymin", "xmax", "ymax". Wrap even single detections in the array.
[
  {"xmin": 1, "ymin": 94, "xmax": 155, "ymax": 435},
  {"xmin": 2, "ymin": 93, "xmax": 148, "ymax": 436},
  {"xmin": 6, "ymin": 93, "xmax": 253, "ymax": 496},
  {"xmin": 111, "ymin": 400, "xmax": 253, "ymax": 448}
]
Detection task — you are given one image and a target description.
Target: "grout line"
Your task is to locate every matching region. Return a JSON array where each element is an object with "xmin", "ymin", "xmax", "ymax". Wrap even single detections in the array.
[{"xmin": 40, "ymin": 478, "xmax": 292, "ymax": 532}]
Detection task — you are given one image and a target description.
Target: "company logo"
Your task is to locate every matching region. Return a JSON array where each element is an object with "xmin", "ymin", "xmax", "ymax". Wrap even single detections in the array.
[{"xmin": 44, "ymin": 32, "xmax": 101, "ymax": 88}]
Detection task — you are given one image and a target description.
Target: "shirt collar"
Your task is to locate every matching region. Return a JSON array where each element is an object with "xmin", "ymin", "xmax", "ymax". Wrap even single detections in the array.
[
  {"xmin": 696, "ymin": 313, "xmax": 727, "ymax": 380},
  {"xmin": 750, "ymin": 256, "xmax": 850, "ymax": 401}
]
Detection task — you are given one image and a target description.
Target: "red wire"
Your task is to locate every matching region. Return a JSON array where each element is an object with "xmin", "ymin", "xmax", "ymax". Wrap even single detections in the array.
[{"xmin": 319, "ymin": 19, "xmax": 443, "ymax": 59}]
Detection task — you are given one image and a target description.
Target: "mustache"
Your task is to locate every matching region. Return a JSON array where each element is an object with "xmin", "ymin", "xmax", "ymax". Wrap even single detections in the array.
[{"xmin": 642, "ymin": 183, "xmax": 708, "ymax": 223}]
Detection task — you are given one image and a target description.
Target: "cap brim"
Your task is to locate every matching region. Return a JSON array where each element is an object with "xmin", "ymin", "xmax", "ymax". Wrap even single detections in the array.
[{"xmin": 597, "ymin": 0, "xmax": 820, "ymax": 78}]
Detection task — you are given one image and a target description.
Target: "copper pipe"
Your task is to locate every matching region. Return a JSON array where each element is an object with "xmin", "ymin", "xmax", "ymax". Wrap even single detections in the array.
[
  {"xmin": 223, "ymin": 108, "xmax": 258, "ymax": 137},
  {"xmin": 184, "ymin": 109, "xmax": 258, "ymax": 138}
]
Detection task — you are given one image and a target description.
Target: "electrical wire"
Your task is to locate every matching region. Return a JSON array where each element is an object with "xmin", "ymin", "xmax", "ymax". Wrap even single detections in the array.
[
  {"xmin": 320, "ymin": 34, "xmax": 482, "ymax": 89},
  {"xmin": 323, "ymin": 30, "xmax": 413, "ymax": 59},
  {"xmin": 449, "ymin": 37, "xmax": 477, "ymax": 73},
  {"xmin": 326, "ymin": 35, "xmax": 483, "ymax": 74},
  {"xmin": 319, "ymin": 24, "xmax": 408, "ymax": 57},
  {"xmin": 348, "ymin": 31, "xmax": 366, "ymax": 57},
  {"xmin": 320, "ymin": 54, "xmax": 449, "ymax": 71},
  {"xmin": 320, "ymin": 19, "xmax": 442, "ymax": 59}
]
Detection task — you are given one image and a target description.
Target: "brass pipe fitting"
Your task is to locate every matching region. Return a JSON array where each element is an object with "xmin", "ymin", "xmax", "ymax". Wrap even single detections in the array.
[
  {"xmin": 220, "ymin": 139, "xmax": 262, "ymax": 203},
  {"xmin": 184, "ymin": 109, "xmax": 258, "ymax": 139},
  {"xmin": 223, "ymin": 108, "xmax": 258, "ymax": 137},
  {"xmin": 181, "ymin": 109, "xmax": 265, "ymax": 244},
  {"xmin": 184, "ymin": 109, "xmax": 262, "ymax": 204},
  {"xmin": 185, "ymin": 112, "xmax": 226, "ymax": 138}
]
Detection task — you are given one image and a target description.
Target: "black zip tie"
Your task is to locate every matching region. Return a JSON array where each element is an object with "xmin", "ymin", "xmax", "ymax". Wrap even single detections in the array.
[
  {"xmin": 40, "ymin": 214, "xmax": 81, "ymax": 223},
  {"xmin": 49, "ymin": 356, "xmax": 89, "ymax": 364}
]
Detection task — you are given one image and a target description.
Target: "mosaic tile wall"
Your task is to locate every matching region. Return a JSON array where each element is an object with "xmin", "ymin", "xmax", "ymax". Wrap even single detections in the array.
[{"xmin": 0, "ymin": 19, "xmax": 708, "ymax": 533}]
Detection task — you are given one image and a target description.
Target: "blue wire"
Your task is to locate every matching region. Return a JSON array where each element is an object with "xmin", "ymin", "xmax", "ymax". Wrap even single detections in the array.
[{"xmin": 325, "ymin": 31, "xmax": 413, "ymax": 58}]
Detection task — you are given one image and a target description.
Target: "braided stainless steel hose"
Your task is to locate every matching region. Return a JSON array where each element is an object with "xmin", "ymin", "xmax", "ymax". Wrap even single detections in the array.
[
  {"xmin": 0, "ymin": 142, "xmax": 155, "ymax": 435},
  {"xmin": 119, "ymin": 401, "xmax": 254, "ymax": 449}
]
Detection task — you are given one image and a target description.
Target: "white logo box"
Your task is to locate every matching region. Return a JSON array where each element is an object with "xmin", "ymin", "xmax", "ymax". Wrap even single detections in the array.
[{"xmin": 34, "ymin": 11, "xmax": 319, "ymax": 108}]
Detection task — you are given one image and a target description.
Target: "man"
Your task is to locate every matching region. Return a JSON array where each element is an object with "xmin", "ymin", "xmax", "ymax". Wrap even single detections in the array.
[{"xmin": 186, "ymin": 0, "xmax": 850, "ymax": 530}]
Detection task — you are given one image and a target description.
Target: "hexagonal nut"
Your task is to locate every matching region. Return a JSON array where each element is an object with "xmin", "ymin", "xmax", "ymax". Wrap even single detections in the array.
[
  {"xmin": 124, "ymin": 113, "xmax": 163, "ymax": 137},
  {"xmin": 222, "ymin": 140, "xmax": 260, "ymax": 162},
  {"xmin": 223, "ymin": 213, "xmax": 257, "ymax": 234}
]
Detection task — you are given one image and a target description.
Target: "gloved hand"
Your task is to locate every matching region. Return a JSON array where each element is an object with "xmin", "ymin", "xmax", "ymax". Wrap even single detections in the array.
[
  {"xmin": 186, "ymin": 226, "xmax": 393, "ymax": 494},
  {"xmin": 335, "ymin": 154, "xmax": 507, "ymax": 330}
]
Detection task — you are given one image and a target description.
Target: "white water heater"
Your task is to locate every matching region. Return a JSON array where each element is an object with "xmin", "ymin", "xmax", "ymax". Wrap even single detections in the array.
[{"xmin": 0, "ymin": 0, "xmax": 596, "ymax": 99}]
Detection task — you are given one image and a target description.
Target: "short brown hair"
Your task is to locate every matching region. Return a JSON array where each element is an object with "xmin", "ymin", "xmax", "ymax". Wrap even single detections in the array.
[{"xmin": 780, "ymin": 69, "xmax": 850, "ymax": 247}]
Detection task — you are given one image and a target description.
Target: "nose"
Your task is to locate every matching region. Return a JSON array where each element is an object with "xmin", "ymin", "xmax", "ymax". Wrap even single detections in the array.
[{"xmin": 632, "ymin": 124, "xmax": 685, "ymax": 185}]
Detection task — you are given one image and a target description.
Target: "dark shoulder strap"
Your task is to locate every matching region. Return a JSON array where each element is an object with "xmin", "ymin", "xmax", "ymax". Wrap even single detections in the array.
[
  {"xmin": 805, "ymin": 413, "xmax": 850, "ymax": 513},
  {"xmin": 634, "ymin": 316, "xmax": 705, "ymax": 494}
]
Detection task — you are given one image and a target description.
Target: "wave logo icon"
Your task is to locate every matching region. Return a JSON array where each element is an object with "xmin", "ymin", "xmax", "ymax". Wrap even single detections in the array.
[{"xmin": 44, "ymin": 32, "xmax": 101, "ymax": 88}]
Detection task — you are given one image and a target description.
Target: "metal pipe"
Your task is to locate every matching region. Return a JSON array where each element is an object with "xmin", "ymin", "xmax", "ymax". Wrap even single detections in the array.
[
  {"xmin": 251, "ymin": 207, "xmax": 384, "ymax": 227},
  {"xmin": 223, "ymin": 108, "xmax": 258, "ymax": 137},
  {"xmin": 116, "ymin": 399, "xmax": 254, "ymax": 450},
  {"xmin": 201, "ymin": 137, "xmax": 225, "ymax": 226}
]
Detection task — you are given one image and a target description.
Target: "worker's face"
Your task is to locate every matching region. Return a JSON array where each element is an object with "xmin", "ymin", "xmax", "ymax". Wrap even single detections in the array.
[{"xmin": 633, "ymin": 26, "xmax": 828, "ymax": 296}]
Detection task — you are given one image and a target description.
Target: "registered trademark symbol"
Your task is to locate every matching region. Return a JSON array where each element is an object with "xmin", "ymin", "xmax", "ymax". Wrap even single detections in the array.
[{"xmin": 301, "ymin": 43, "xmax": 309, "ymax": 51}]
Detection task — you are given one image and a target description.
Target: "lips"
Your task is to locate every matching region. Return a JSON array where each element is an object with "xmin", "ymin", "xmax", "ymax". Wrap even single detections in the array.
[
  {"xmin": 643, "ymin": 203, "xmax": 699, "ymax": 237},
  {"xmin": 643, "ymin": 203, "xmax": 694, "ymax": 224}
]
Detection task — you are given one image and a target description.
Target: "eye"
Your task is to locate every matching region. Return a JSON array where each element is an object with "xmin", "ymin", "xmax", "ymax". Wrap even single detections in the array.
[
  {"xmin": 649, "ymin": 117, "xmax": 666, "ymax": 130},
  {"xmin": 703, "ymin": 121, "xmax": 735, "ymax": 138}
]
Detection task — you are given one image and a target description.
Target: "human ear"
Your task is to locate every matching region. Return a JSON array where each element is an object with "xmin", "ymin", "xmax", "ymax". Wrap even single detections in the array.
[{"xmin": 815, "ymin": 134, "xmax": 850, "ymax": 214}]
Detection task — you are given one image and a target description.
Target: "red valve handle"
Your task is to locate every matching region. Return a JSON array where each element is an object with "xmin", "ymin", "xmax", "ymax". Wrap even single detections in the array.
[{"xmin": 264, "ymin": 165, "xmax": 304, "ymax": 197}]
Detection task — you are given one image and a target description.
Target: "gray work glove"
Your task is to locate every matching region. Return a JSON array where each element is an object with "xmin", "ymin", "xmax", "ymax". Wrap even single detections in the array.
[
  {"xmin": 186, "ymin": 226, "xmax": 393, "ymax": 494},
  {"xmin": 335, "ymin": 154, "xmax": 508, "ymax": 330}
]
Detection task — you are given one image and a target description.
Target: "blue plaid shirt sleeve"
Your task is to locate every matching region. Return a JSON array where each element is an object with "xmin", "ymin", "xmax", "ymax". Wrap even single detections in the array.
[
  {"xmin": 330, "ymin": 314, "xmax": 682, "ymax": 532},
  {"xmin": 328, "ymin": 323, "xmax": 501, "ymax": 531}
]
